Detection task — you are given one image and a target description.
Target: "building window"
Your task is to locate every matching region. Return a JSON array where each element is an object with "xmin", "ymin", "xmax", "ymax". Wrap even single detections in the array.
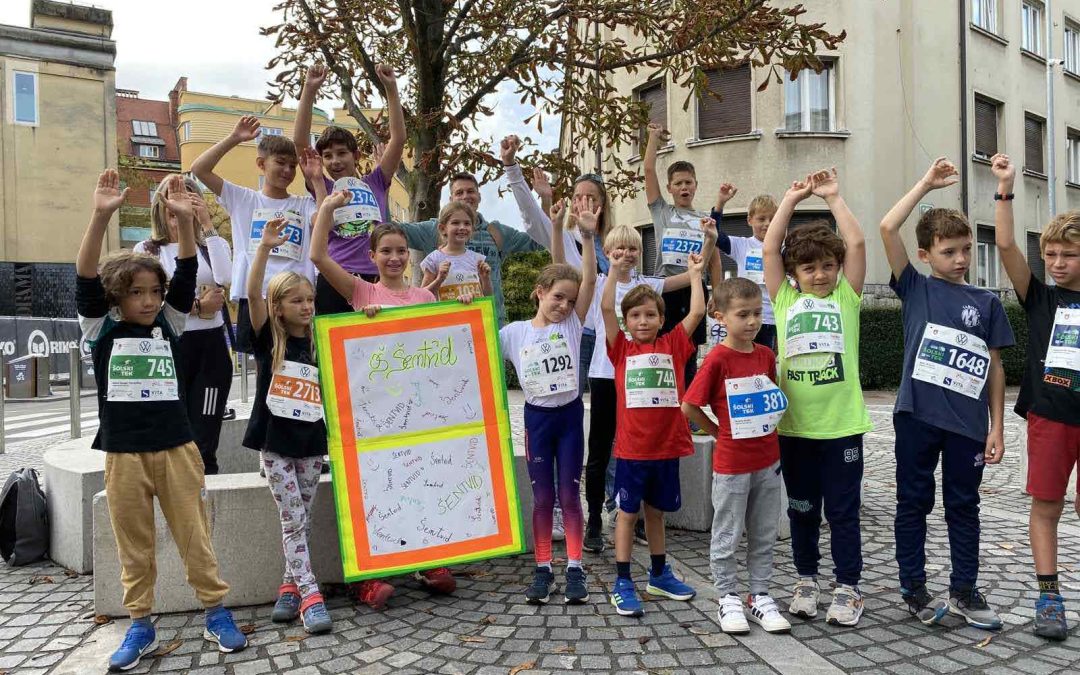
[
  {"xmin": 1024, "ymin": 113, "xmax": 1045, "ymax": 174},
  {"xmin": 1022, "ymin": 1, "xmax": 1044, "ymax": 55},
  {"xmin": 784, "ymin": 62, "xmax": 834, "ymax": 132},
  {"xmin": 180, "ymin": 121, "xmax": 191, "ymax": 141},
  {"xmin": 976, "ymin": 225, "xmax": 999, "ymax": 288},
  {"xmin": 697, "ymin": 63, "xmax": 752, "ymax": 139},
  {"xmin": 635, "ymin": 80, "xmax": 667, "ymax": 150},
  {"xmin": 974, "ymin": 95, "xmax": 1000, "ymax": 158},
  {"xmin": 1068, "ymin": 129, "xmax": 1080, "ymax": 184},
  {"xmin": 13, "ymin": 71, "xmax": 38, "ymax": 125},
  {"xmin": 1066, "ymin": 21, "xmax": 1080, "ymax": 74},
  {"xmin": 138, "ymin": 144, "xmax": 160, "ymax": 159},
  {"xmin": 262, "ymin": 127, "xmax": 284, "ymax": 136},
  {"xmin": 132, "ymin": 120, "xmax": 158, "ymax": 137},
  {"xmin": 640, "ymin": 225, "xmax": 656, "ymax": 275},
  {"xmin": 972, "ymin": 0, "xmax": 998, "ymax": 33}
]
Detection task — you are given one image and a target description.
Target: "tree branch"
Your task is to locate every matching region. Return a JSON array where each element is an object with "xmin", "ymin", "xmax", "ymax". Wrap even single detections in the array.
[{"xmin": 433, "ymin": 0, "xmax": 481, "ymax": 64}]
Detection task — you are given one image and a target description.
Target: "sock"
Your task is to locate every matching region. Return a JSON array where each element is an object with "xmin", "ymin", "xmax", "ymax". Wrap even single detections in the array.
[
  {"xmin": 1037, "ymin": 573, "xmax": 1060, "ymax": 595},
  {"xmin": 650, "ymin": 554, "xmax": 666, "ymax": 577},
  {"xmin": 567, "ymin": 560, "xmax": 582, "ymax": 569},
  {"xmin": 538, "ymin": 562, "xmax": 553, "ymax": 572},
  {"xmin": 616, "ymin": 561, "xmax": 632, "ymax": 580},
  {"xmin": 132, "ymin": 616, "xmax": 152, "ymax": 628}
]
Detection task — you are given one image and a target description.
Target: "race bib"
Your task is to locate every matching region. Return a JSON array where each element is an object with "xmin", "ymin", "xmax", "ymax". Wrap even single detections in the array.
[
  {"xmin": 1045, "ymin": 308, "xmax": 1080, "ymax": 372},
  {"xmin": 784, "ymin": 297, "xmax": 844, "ymax": 357},
  {"xmin": 625, "ymin": 353, "xmax": 679, "ymax": 408},
  {"xmin": 107, "ymin": 338, "xmax": 178, "ymax": 402},
  {"xmin": 726, "ymin": 375, "xmax": 787, "ymax": 439},
  {"xmin": 438, "ymin": 270, "xmax": 483, "ymax": 301},
  {"xmin": 911, "ymin": 323, "xmax": 990, "ymax": 400},
  {"xmin": 744, "ymin": 249, "xmax": 764, "ymax": 284},
  {"xmin": 249, "ymin": 209, "xmax": 304, "ymax": 261},
  {"xmin": 520, "ymin": 338, "xmax": 576, "ymax": 398},
  {"xmin": 660, "ymin": 227, "xmax": 705, "ymax": 268},
  {"xmin": 266, "ymin": 360, "xmax": 324, "ymax": 422},
  {"xmin": 332, "ymin": 176, "xmax": 382, "ymax": 238}
]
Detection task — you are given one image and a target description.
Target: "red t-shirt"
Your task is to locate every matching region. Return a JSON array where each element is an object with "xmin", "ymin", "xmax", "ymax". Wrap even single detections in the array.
[
  {"xmin": 608, "ymin": 324, "xmax": 696, "ymax": 460},
  {"xmin": 683, "ymin": 343, "xmax": 780, "ymax": 474}
]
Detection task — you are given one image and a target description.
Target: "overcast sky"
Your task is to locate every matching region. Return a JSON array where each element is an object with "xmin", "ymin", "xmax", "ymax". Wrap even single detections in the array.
[{"xmin": 1, "ymin": 0, "xmax": 557, "ymax": 226}]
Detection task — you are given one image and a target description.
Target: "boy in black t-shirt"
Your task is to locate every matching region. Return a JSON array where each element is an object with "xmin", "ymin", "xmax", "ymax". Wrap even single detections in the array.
[{"xmin": 76, "ymin": 172, "xmax": 246, "ymax": 671}]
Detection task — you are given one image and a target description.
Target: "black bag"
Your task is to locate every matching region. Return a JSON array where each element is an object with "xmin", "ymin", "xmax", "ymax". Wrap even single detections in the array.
[{"xmin": 0, "ymin": 468, "xmax": 49, "ymax": 566}]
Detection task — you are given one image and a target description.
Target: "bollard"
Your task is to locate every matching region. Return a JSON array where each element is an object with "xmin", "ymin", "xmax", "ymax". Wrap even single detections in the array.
[
  {"xmin": 69, "ymin": 347, "xmax": 81, "ymax": 439},
  {"xmin": 240, "ymin": 353, "xmax": 249, "ymax": 403}
]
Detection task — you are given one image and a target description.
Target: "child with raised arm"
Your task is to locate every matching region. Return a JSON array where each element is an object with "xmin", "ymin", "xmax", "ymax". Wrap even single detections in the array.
[
  {"xmin": 77, "ymin": 173, "xmax": 246, "ymax": 671},
  {"xmin": 420, "ymin": 201, "xmax": 493, "ymax": 300},
  {"xmin": 293, "ymin": 63, "xmax": 406, "ymax": 315},
  {"xmin": 191, "ymin": 117, "xmax": 326, "ymax": 351},
  {"xmin": 682, "ymin": 277, "xmax": 790, "ymax": 635},
  {"xmin": 879, "ymin": 158, "xmax": 1012, "ymax": 630},
  {"xmin": 603, "ymin": 220, "xmax": 716, "ymax": 618},
  {"xmin": 763, "ymin": 169, "xmax": 872, "ymax": 627},
  {"xmin": 499, "ymin": 198, "xmax": 599, "ymax": 604},
  {"xmin": 992, "ymin": 153, "xmax": 1080, "ymax": 641},
  {"xmin": 244, "ymin": 218, "xmax": 332, "ymax": 635}
]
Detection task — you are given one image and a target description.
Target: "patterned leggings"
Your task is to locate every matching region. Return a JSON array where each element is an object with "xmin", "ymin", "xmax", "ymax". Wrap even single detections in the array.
[{"xmin": 262, "ymin": 451, "xmax": 324, "ymax": 598}]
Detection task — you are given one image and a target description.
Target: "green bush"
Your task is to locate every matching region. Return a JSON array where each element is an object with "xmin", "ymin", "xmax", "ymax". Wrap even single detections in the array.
[{"xmin": 500, "ymin": 250, "xmax": 552, "ymax": 389}]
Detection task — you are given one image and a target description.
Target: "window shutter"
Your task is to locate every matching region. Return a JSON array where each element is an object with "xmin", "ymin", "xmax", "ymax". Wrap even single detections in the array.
[
  {"xmin": 1027, "ymin": 232, "xmax": 1046, "ymax": 283},
  {"xmin": 640, "ymin": 225, "xmax": 657, "ymax": 276},
  {"xmin": 637, "ymin": 82, "xmax": 667, "ymax": 149},
  {"xmin": 1025, "ymin": 115, "xmax": 1044, "ymax": 173},
  {"xmin": 974, "ymin": 97, "xmax": 998, "ymax": 157},
  {"xmin": 698, "ymin": 64, "xmax": 752, "ymax": 139}
]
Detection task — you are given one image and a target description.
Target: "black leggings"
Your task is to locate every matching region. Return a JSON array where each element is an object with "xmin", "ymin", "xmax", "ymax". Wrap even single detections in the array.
[
  {"xmin": 585, "ymin": 377, "xmax": 617, "ymax": 518},
  {"xmin": 179, "ymin": 327, "xmax": 233, "ymax": 474}
]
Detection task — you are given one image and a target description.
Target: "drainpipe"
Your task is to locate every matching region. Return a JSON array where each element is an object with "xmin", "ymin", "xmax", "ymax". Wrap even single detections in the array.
[
  {"xmin": 959, "ymin": 0, "xmax": 970, "ymax": 214},
  {"xmin": 1047, "ymin": 0, "xmax": 1058, "ymax": 217}
]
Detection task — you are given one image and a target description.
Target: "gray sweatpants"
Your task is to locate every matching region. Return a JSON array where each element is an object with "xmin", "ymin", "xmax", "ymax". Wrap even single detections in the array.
[{"xmin": 710, "ymin": 462, "xmax": 782, "ymax": 596}]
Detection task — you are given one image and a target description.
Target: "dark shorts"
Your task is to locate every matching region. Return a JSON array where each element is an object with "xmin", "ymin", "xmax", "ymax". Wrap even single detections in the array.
[
  {"xmin": 235, "ymin": 299, "xmax": 254, "ymax": 354},
  {"xmin": 615, "ymin": 457, "xmax": 682, "ymax": 513}
]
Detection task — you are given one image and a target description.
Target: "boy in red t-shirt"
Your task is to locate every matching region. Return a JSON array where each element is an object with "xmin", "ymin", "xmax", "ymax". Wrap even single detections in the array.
[
  {"xmin": 602, "ymin": 221, "xmax": 715, "ymax": 617},
  {"xmin": 683, "ymin": 278, "xmax": 791, "ymax": 635}
]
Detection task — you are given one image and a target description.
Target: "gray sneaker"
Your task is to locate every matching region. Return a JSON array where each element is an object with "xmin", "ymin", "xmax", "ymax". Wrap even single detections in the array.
[
  {"xmin": 826, "ymin": 584, "xmax": 864, "ymax": 627},
  {"xmin": 948, "ymin": 588, "xmax": 1002, "ymax": 630},
  {"xmin": 788, "ymin": 578, "xmax": 820, "ymax": 619},
  {"xmin": 902, "ymin": 585, "xmax": 948, "ymax": 625}
]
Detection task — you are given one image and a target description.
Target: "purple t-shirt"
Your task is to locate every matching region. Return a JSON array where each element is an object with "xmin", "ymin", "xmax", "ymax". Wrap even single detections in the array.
[{"xmin": 320, "ymin": 169, "xmax": 390, "ymax": 275}]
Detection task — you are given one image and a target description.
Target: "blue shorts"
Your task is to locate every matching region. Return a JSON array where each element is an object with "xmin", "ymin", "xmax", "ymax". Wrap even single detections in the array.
[{"xmin": 614, "ymin": 458, "xmax": 682, "ymax": 513}]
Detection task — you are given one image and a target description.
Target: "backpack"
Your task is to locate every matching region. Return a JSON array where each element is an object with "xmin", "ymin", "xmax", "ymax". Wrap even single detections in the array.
[{"xmin": 0, "ymin": 468, "xmax": 49, "ymax": 566}]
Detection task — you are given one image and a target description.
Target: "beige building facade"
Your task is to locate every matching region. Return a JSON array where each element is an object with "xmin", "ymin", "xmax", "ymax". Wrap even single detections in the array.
[{"xmin": 570, "ymin": 0, "xmax": 1080, "ymax": 292}]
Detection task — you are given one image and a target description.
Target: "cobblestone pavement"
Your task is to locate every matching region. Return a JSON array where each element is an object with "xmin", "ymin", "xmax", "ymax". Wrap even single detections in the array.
[{"xmin": 3, "ymin": 397, "xmax": 1080, "ymax": 673}]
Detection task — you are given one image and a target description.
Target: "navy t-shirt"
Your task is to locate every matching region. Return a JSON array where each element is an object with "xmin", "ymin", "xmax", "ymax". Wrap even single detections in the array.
[{"xmin": 891, "ymin": 264, "xmax": 1015, "ymax": 442}]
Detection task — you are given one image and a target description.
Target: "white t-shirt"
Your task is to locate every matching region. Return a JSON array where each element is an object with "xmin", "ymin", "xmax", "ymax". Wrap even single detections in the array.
[
  {"xmin": 134, "ymin": 237, "xmax": 233, "ymax": 331},
  {"xmin": 587, "ymin": 272, "xmax": 667, "ymax": 380},
  {"xmin": 499, "ymin": 313, "xmax": 584, "ymax": 407},
  {"xmin": 728, "ymin": 235, "xmax": 774, "ymax": 325},
  {"xmin": 219, "ymin": 180, "xmax": 318, "ymax": 301},
  {"xmin": 420, "ymin": 248, "xmax": 486, "ymax": 301}
]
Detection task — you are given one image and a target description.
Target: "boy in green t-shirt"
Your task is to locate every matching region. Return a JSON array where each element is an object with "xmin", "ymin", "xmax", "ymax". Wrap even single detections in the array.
[{"xmin": 763, "ymin": 168, "xmax": 872, "ymax": 627}]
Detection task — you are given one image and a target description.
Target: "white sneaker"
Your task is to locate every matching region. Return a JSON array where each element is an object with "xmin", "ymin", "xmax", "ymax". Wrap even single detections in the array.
[
  {"xmin": 551, "ymin": 506, "xmax": 565, "ymax": 542},
  {"xmin": 826, "ymin": 584, "xmax": 864, "ymax": 627},
  {"xmin": 788, "ymin": 578, "xmax": 820, "ymax": 619},
  {"xmin": 717, "ymin": 594, "xmax": 750, "ymax": 634},
  {"xmin": 748, "ymin": 594, "xmax": 792, "ymax": 633}
]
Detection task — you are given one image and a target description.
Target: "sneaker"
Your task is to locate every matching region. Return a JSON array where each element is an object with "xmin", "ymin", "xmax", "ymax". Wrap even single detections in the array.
[
  {"xmin": 416, "ymin": 567, "xmax": 456, "ymax": 594},
  {"xmin": 634, "ymin": 519, "xmax": 648, "ymax": 545},
  {"xmin": 645, "ymin": 564, "xmax": 696, "ymax": 601},
  {"xmin": 690, "ymin": 420, "xmax": 709, "ymax": 436},
  {"xmin": 1034, "ymin": 592, "xmax": 1069, "ymax": 641},
  {"xmin": 717, "ymin": 594, "xmax": 750, "ymax": 634},
  {"xmin": 354, "ymin": 579, "xmax": 394, "ymax": 610},
  {"xmin": 203, "ymin": 606, "xmax": 247, "ymax": 653},
  {"xmin": 948, "ymin": 587, "xmax": 1002, "ymax": 630},
  {"xmin": 584, "ymin": 515, "xmax": 605, "ymax": 553},
  {"xmin": 564, "ymin": 566, "xmax": 590, "ymax": 604},
  {"xmin": 901, "ymin": 585, "xmax": 948, "ymax": 626},
  {"xmin": 222, "ymin": 407, "xmax": 236, "ymax": 421},
  {"xmin": 525, "ymin": 567, "xmax": 555, "ymax": 605},
  {"xmin": 826, "ymin": 585, "xmax": 864, "ymax": 627},
  {"xmin": 788, "ymin": 578, "xmax": 820, "ymax": 619},
  {"xmin": 748, "ymin": 594, "xmax": 792, "ymax": 633},
  {"xmin": 552, "ymin": 507, "xmax": 565, "ymax": 542},
  {"xmin": 300, "ymin": 599, "xmax": 333, "ymax": 634},
  {"xmin": 610, "ymin": 577, "xmax": 644, "ymax": 617},
  {"xmin": 108, "ymin": 621, "xmax": 158, "ymax": 672},
  {"xmin": 271, "ymin": 584, "xmax": 301, "ymax": 623}
]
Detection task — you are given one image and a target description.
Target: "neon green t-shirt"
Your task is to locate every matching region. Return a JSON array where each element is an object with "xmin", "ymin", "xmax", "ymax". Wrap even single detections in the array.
[{"xmin": 773, "ymin": 276, "xmax": 872, "ymax": 439}]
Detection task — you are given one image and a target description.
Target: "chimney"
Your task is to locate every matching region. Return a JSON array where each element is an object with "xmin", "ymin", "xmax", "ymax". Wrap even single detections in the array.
[{"xmin": 169, "ymin": 77, "xmax": 188, "ymax": 128}]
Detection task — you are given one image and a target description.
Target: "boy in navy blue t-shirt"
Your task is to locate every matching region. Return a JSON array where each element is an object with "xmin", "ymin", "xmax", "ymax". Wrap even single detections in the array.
[{"xmin": 879, "ymin": 158, "xmax": 1014, "ymax": 630}]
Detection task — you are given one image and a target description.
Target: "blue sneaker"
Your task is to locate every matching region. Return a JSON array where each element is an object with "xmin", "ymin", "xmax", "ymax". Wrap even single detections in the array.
[
  {"xmin": 525, "ymin": 567, "xmax": 555, "ymax": 605},
  {"xmin": 564, "ymin": 566, "xmax": 590, "ymax": 604},
  {"xmin": 203, "ymin": 606, "xmax": 248, "ymax": 653},
  {"xmin": 1035, "ymin": 592, "xmax": 1069, "ymax": 641},
  {"xmin": 271, "ymin": 585, "xmax": 301, "ymax": 623},
  {"xmin": 108, "ymin": 621, "xmax": 157, "ymax": 672},
  {"xmin": 646, "ymin": 564, "xmax": 696, "ymax": 601},
  {"xmin": 301, "ymin": 600, "xmax": 333, "ymax": 635},
  {"xmin": 610, "ymin": 577, "xmax": 644, "ymax": 617}
]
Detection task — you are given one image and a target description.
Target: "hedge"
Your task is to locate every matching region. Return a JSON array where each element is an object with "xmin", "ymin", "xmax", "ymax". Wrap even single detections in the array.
[{"xmin": 501, "ymin": 250, "xmax": 552, "ymax": 390}]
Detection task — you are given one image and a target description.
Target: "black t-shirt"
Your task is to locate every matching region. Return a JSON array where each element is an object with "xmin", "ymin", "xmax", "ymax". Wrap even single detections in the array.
[
  {"xmin": 1016, "ymin": 273, "xmax": 1080, "ymax": 423},
  {"xmin": 243, "ymin": 323, "xmax": 327, "ymax": 458},
  {"xmin": 77, "ymin": 257, "xmax": 197, "ymax": 453}
]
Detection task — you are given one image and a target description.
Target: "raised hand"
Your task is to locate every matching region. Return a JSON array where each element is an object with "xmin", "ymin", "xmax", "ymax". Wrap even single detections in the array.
[
  {"xmin": 260, "ymin": 217, "xmax": 289, "ymax": 250},
  {"xmin": 646, "ymin": 122, "xmax": 667, "ymax": 140},
  {"xmin": 610, "ymin": 247, "xmax": 634, "ymax": 272},
  {"xmin": 990, "ymin": 153, "xmax": 1016, "ymax": 186},
  {"xmin": 92, "ymin": 168, "xmax": 129, "ymax": 214},
  {"xmin": 687, "ymin": 252, "xmax": 705, "ymax": 277},
  {"xmin": 375, "ymin": 64, "xmax": 398, "ymax": 90},
  {"xmin": 716, "ymin": 182, "xmax": 738, "ymax": 206},
  {"xmin": 162, "ymin": 175, "xmax": 193, "ymax": 220},
  {"xmin": 549, "ymin": 198, "xmax": 568, "ymax": 228},
  {"xmin": 323, "ymin": 189, "xmax": 351, "ymax": 210},
  {"xmin": 785, "ymin": 176, "xmax": 813, "ymax": 203},
  {"xmin": 810, "ymin": 168, "xmax": 840, "ymax": 199},
  {"xmin": 231, "ymin": 115, "xmax": 261, "ymax": 143},
  {"xmin": 187, "ymin": 191, "xmax": 212, "ymax": 227},
  {"xmin": 532, "ymin": 167, "xmax": 553, "ymax": 202},
  {"xmin": 299, "ymin": 146, "xmax": 324, "ymax": 183},
  {"xmin": 920, "ymin": 157, "xmax": 960, "ymax": 191},
  {"xmin": 699, "ymin": 216, "xmax": 717, "ymax": 241},
  {"xmin": 305, "ymin": 63, "xmax": 328, "ymax": 91},
  {"xmin": 500, "ymin": 135, "xmax": 521, "ymax": 166},
  {"xmin": 200, "ymin": 286, "xmax": 226, "ymax": 314},
  {"xmin": 573, "ymin": 197, "xmax": 602, "ymax": 235}
]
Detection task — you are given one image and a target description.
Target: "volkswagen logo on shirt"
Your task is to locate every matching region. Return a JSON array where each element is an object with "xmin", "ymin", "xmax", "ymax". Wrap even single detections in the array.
[
  {"xmin": 649, "ymin": 355, "xmax": 660, "ymax": 366},
  {"xmin": 802, "ymin": 299, "xmax": 815, "ymax": 310},
  {"xmin": 138, "ymin": 341, "xmax": 152, "ymax": 354}
]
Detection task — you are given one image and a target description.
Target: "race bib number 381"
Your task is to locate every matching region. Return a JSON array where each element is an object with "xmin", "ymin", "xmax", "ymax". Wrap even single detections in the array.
[
  {"xmin": 726, "ymin": 375, "xmax": 787, "ymax": 439},
  {"xmin": 625, "ymin": 353, "xmax": 679, "ymax": 408},
  {"xmin": 911, "ymin": 323, "xmax": 990, "ymax": 400},
  {"xmin": 107, "ymin": 338, "xmax": 178, "ymax": 402},
  {"xmin": 249, "ymin": 209, "xmax": 305, "ymax": 261},
  {"xmin": 266, "ymin": 361, "xmax": 324, "ymax": 422}
]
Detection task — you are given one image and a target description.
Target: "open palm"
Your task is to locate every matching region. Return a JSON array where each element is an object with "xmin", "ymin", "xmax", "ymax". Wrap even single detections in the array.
[{"xmin": 93, "ymin": 169, "xmax": 128, "ymax": 213}]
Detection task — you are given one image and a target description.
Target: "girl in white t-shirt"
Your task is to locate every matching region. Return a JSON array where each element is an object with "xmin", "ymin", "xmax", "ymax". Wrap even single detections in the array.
[
  {"xmin": 499, "ymin": 199, "xmax": 598, "ymax": 605},
  {"xmin": 420, "ymin": 201, "xmax": 493, "ymax": 301}
]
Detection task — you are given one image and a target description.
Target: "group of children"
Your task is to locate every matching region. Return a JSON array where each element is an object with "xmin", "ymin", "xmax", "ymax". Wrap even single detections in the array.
[{"xmin": 76, "ymin": 61, "xmax": 1080, "ymax": 672}]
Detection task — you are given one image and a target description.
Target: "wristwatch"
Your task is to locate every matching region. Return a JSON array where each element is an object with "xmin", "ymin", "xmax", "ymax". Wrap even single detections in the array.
[{"xmin": 993, "ymin": 193, "xmax": 1015, "ymax": 201}]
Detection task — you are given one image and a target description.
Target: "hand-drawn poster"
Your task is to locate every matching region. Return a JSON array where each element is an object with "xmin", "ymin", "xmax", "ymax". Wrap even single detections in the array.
[{"xmin": 313, "ymin": 298, "xmax": 523, "ymax": 581}]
